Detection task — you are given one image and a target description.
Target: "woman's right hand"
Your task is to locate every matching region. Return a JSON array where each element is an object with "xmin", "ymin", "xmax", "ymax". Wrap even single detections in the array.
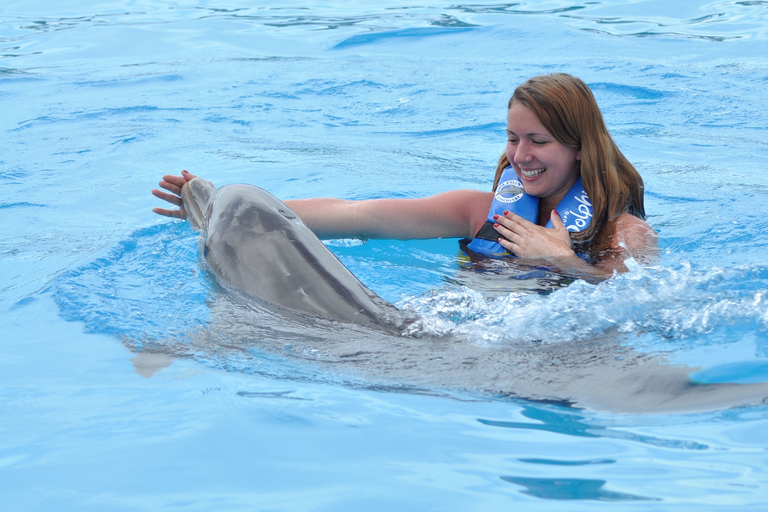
[{"xmin": 151, "ymin": 170, "xmax": 198, "ymax": 219}]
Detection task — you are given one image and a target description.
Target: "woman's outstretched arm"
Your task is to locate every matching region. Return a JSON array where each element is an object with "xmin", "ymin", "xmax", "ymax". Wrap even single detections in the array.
[
  {"xmin": 152, "ymin": 171, "xmax": 493, "ymax": 241},
  {"xmin": 284, "ymin": 189, "xmax": 491, "ymax": 240}
]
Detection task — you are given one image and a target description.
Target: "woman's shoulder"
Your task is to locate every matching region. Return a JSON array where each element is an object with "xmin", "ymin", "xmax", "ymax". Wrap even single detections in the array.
[
  {"xmin": 613, "ymin": 211, "xmax": 654, "ymax": 234},
  {"xmin": 610, "ymin": 212, "xmax": 659, "ymax": 262}
]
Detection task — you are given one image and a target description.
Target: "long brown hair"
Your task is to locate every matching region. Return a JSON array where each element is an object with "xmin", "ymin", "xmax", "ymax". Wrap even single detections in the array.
[{"xmin": 493, "ymin": 73, "xmax": 645, "ymax": 249}]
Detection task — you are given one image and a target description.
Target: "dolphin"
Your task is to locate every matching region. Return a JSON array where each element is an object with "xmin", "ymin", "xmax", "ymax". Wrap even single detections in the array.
[
  {"xmin": 181, "ymin": 178, "xmax": 410, "ymax": 333},
  {"xmin": 170, "ymin": 177, "xmax": 768, "ymax": 414}
]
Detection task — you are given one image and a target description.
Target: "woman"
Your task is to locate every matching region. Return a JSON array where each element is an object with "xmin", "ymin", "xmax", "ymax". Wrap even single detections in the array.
[{"xmin": 153, "ymin": 73, "xmax": 657, "ymax": 280}]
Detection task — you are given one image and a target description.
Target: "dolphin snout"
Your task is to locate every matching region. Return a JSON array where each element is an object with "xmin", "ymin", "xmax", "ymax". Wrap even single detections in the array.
[{"xmin": 181, "ymin": 178, "xmax": 217, "ymax": 232}]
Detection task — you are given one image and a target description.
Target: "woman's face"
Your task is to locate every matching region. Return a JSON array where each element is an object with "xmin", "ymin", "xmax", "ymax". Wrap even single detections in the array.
[{"xmin": 506, "ymin": 101, "xmax": 581, "ymax": 204}]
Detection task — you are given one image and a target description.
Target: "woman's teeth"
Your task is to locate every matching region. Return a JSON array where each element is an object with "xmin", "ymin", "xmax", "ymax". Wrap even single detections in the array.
[{"xmin": 522, "ymin": 168, "xmax": 545, "ymax": 178}]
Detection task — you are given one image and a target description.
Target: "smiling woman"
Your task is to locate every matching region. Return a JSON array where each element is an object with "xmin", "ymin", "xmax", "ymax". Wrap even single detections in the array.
[
  {"xmin": 154, "ymin": 73, "xmax": 658, "ymax": 280},
  {"xmin": 468, "ymin": 73, "xmax": 657, "ymax": 276},
  {"xmin": 5, "ymin": 0, "xmax": 768, "ymax": 508}
]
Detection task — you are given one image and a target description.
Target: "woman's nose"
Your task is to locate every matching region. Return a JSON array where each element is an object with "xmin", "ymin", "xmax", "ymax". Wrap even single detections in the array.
[{"xmin": 513, "ymin": 141, "xmax": 533, "ymax": 164}]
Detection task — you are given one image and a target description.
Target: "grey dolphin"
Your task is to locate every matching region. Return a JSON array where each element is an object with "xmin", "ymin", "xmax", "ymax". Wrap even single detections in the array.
[
  {"xmin": 171, "ymin": 178, "xmax": 768, "ymax": 414},
  {"xmin": 181, "ymin": 178, "xmax": 409, "ymax": 333}
]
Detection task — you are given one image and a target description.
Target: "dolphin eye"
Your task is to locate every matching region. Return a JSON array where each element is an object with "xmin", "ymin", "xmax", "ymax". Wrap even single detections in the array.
[{"xmin": 278, "ymin": 209, "xmax": 296, "ymax": 220}]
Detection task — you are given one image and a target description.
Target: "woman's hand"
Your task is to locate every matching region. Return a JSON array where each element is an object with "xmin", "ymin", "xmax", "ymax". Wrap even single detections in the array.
[
  {"xmin": 493, "ymin": 209, "xmax": 575, "ymax": 262},
  {"xmin": 495, "ymin": 209, "xmax": 659, "ymax": 280},
  {"xmin": 151, "ymin": 170, "xmax": 197, "ymax": 219}
]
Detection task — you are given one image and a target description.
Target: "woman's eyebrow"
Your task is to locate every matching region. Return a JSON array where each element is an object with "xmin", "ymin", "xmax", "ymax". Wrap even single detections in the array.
[{"xmin": 506, "ymin": 129, "xmax": 549, "ymax": 138}]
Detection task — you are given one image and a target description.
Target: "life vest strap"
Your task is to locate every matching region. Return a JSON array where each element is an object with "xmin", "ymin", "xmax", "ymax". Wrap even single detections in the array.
[{"xmin": 474, "ymin": 221, "xmax": 503, "ymax": 242}]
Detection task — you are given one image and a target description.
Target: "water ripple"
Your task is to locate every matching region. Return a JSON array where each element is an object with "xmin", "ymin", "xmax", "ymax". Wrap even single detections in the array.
[{"xmin": 3, "ymin": 1, "xmax": 767, "ymax": 55}]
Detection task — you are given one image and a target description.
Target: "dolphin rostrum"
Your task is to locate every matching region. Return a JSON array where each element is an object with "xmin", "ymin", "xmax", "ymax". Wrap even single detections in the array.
[{"xmin": 181, "ymin": 178, "xmax": 410, "ymax": 333}]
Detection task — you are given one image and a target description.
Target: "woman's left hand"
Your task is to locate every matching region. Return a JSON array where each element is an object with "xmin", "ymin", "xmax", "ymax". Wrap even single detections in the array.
[{"xmin": 493, "ymin": 209, "xmax": 575, "ymax": 261}]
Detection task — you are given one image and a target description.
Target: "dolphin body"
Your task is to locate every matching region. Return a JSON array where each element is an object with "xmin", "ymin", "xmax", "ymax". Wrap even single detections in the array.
[
  {"xmin": 181, "ymin": 178, "xmax": 410, "ymax": 333},
  {"xmin": 173, "ymin": 178, "xmax": 768, "ymax": 414}
]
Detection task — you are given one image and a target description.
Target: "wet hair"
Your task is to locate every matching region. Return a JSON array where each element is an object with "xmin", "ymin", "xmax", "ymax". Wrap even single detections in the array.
[{"xmin": 493, "ymin": 73, "xmax": 646, "ymax": 250}]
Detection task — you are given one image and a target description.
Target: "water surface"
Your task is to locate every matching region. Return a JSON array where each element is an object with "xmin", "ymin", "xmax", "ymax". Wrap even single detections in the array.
[{"xmin": 2, "ymin": 0, "xmax": 768, "ymax": 510}]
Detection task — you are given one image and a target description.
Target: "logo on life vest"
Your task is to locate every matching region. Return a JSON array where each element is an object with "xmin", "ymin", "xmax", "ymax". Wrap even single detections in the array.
[
  {"xmin": 494, "ymin": 179, "xmax": 525, "ymax": 204},
  {"xmin": 559, "ymin": 189, "xmax": 592, "ymax": 232}
]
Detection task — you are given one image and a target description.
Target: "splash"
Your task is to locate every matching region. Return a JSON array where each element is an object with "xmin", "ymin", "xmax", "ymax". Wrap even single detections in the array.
[{"xmin": 399, "ymin": 260, "xmax": 768, "ymax": 353}]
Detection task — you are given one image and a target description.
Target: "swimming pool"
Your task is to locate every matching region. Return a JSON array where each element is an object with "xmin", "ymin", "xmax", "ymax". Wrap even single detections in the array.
[{"xmin": 2, "ymin": 0, "xmax": 768, "ymax": 509}]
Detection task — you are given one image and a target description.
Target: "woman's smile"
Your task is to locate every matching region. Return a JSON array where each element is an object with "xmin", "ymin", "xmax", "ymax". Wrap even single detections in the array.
[{"xmin": 519, "ymin": 167, "xmax": 546, "ymax": 179}]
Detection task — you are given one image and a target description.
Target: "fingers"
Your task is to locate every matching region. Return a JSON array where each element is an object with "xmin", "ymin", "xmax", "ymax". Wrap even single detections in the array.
[
  {"xmin": 496, "ymin": 235, "xmax": 517, "ymax": 254},
  {"xmin": 549, "ymin": 209, "xmax": 574, "ymax": 248},
  {"xmin": 151, "ymin": 187, "xmax": 185, "ymax": 219},
  {"xmin": 152, "ymin": 206, "xmax": 187, "ymax": 220},
  {"xmin": 493, "ymin": 209, "xmax": 575, "ymax": 260},
  {"xmin": 493, "ymin": 210, "xmax": 531, "ymax": 240},
  {"xmin": 151, "ymin": 188, "xmax": 183, "ymax": 207},
  {"xmin": 181, "ymin": 170, "xmax": 197, "ymax": 181},
  {"xmin": 550, "ymin": 209, "xmax": 566, "ymax": 232},
  {"xmin": 152, "ymin": 170, "xmax": 195, "ymax": 219},
  {"xmin": 490, "ymin": 212, "xmax": 523, "ymax": 254},
  {"xmin": 156, "ymin": 171, "xmax": 197, "ymax": 194},
  {"xmin": 157, "ymin": 176, "xmax": 185, "ymax": 195},
  {"xmin": 492, "ymin": 222, "xmax": 516, "ymax": 247}
]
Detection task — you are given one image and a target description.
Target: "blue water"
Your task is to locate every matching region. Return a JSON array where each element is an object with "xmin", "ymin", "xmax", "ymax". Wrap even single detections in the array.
[{"xmin": 3, "ymin": 0, "xmax": 768, "ymax": 509}]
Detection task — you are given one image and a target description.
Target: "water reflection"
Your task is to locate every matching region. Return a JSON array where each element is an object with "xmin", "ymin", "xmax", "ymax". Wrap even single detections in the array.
[
  {"xmin": 478, "ymin": 404, "xmax": 710, "ymax": 450},
  {"xmin": 501, "ymin": 475, "xmax": 659, "ymax": 501},
  {"xmin": 518, "ymin": 457, "xmax": 616, "ymax": 466}
]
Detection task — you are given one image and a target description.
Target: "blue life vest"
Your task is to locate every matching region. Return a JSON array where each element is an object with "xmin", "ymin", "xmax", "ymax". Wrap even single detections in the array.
[{"xmin": 461, "ymin": 166, "xmax": 593, "ymax": 258}]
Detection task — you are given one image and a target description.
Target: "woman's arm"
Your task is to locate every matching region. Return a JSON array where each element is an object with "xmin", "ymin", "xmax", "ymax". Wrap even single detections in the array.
[
  {"xmin": 152, "ymin": 171, "xmax": 493, "ymax": 241},
  {"xmin": 285, "ymin": 189, "xmax": 492, "ymax": 240}
]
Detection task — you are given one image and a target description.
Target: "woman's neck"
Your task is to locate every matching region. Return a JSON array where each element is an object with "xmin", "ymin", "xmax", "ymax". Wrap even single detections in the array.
[{"xmin": 537, "ymin": 197, "xmax": 560, "ymax": 226}]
